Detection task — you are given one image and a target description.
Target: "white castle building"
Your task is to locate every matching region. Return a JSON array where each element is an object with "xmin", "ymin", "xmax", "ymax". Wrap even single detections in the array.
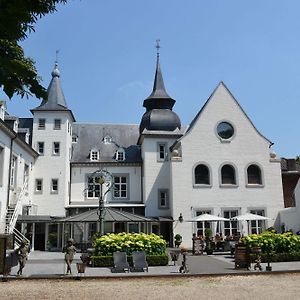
[{"xmin": 0, "ymin": 53, "xmax": 286, "ymax": 250}]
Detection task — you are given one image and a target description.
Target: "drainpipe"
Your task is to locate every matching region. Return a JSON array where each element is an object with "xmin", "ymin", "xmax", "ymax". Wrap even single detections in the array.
[{"xmin": 6, "ymin": 134, "xmax": 17, "ymax": 208}]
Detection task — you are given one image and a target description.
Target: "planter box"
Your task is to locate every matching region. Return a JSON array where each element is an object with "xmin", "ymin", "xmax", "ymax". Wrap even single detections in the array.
[{"xmin": 91, "ymin": 254, "xmax": 168, "ymax": 267}]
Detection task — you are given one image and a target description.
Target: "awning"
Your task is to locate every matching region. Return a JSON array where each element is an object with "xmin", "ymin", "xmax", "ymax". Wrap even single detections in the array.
[
  {"xmin": 17, "ymin": 215, "xmax": 59, "ymax": 223},
  {"xmin": 58, "ymin": 207, "xmax": 156, "ymax": 223}
]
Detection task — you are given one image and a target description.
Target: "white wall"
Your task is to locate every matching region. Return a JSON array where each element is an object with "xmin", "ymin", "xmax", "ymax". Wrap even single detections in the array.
[
  {"xmin": 142, "ymin": 137, "xmax": 177, "ymax": 217},
  {"xmin": 171, "ymin": 83, "xmax": 284, "ymax": 246},
  {"xmin": 31, "ymin": 111, "xmax": 73, "ymax": 216},
  {"xmin": 69, "ymin": 165, "xmax": 141, "ymax": 206},
  {"xmin": 0, "ymin": 129, "xmax": 35, "ymax": 232}
]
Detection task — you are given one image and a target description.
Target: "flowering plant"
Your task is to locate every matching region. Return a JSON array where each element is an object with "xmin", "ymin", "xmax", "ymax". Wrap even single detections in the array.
[
  {"xmin": 241, "ymin": 231, "xmax": 300, "ymax": 254},
  {"xmin": 93, "ymin": 232, "xmax": 166, "ymax": 256}
]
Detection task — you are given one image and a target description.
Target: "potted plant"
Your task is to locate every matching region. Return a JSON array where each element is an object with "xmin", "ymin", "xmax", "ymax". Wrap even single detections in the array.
[
  {"xmin": 174, "ymin": 234, "xmax": 182, "ymax": 247},
  {"xmin": 204, "ymin": 228, "xmax": 213, "ymax": 255}
]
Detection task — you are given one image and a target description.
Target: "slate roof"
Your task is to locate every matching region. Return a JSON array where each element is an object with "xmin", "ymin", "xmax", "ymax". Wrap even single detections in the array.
[
  {"xmin": 72, "ymin": 123, "xmax": 141, "ymax": 163},
  {"xmin": 19, "ymin": 118, "xmax": 33, "ymax": 145},
  {"xmin": 31, "ymin": 63, "xmax": 75, "ymax": 121}
]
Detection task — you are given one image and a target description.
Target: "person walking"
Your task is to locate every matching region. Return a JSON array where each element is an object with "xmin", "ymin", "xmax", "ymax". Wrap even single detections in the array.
[
  {"xmin": 16, "ymin": 240, "xmax": 30, "ymax": 276},
  {"xmin": 63, "ymin": 238, "xmax": 76, "ymax": 275}
]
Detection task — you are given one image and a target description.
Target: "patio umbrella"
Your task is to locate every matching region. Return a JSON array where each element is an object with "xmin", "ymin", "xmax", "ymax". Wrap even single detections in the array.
[
  {"xmin": 187, "ymin": 214, "xmax": 230, "ymax": 237},
  {"xmin": 230, "ymin": 213, "xmax": 270, "ymax": 221},
  {"xmin": 230, "ymin": 213, "xmax": 270, "ymax": 235},
  {"xmin": 187, "ymin": 213, "xmax": 230, "ymax": 222}
]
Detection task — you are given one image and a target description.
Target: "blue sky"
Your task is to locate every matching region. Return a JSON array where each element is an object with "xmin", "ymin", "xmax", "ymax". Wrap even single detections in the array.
[{"xmin": 2, "ymin": 0, "xmax": 300, "ymax": 157}]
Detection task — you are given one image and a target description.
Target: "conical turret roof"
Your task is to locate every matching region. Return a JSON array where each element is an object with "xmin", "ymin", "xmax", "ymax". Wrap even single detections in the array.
[
  {"xmin": 33, "ymin": 63, "xmax": 68, "ymax": 110},
  {"xmin": 31, "ymin": 63, "xmax": 75, "ymax": 121}
]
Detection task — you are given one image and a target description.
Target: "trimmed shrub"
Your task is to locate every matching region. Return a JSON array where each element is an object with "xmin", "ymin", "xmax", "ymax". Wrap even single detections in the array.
[
  {"xmin": 93, "ymin": 233, "xmax": 166, "ymax": 256},
  {"xmin": 242, "ymin": 231, "xmax": 300, "ymax": 254},
  {"xmin": 90, "ymin": 254, "xmax": 168, "ymax": 267}
]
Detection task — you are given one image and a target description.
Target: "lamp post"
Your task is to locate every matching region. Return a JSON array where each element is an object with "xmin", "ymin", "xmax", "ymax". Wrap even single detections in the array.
[{"xmin": 86, "ymin": 169, "xmax": 113, "ymax": 236}]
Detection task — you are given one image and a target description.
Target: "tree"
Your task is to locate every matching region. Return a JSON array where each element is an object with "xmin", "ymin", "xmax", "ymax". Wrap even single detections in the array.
[
  {"xmin": 296, "ymin": 156, "xmax": 300, "ymax": 165},
  {"xmin": 0, "ymin": 0, "xmax": 67, "ymax": 99}
]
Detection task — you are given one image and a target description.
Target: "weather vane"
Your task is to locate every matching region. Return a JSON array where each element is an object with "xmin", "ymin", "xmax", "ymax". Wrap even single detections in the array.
[
  {"xmin": 156, "ymin": 39, "xmax": 160, "ymax": 58},
  {"xmin": 55, "ymin": 49, "xmax": 59, "ymax": 64}
]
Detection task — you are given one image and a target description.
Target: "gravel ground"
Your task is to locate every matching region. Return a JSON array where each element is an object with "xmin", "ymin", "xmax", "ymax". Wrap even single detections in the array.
[{"xmin": 1, "ymin": 274, "xmax": 300, "ymax": 300}]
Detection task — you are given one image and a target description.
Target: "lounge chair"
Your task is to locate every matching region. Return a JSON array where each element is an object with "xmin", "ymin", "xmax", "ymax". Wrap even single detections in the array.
[
  {"xmin": 113, "ymin": 252, "xmax": 130, "ymax": 272},
  {"xmin": 132, "ymin": 251, "xmax": 148, "ymax": 272}
]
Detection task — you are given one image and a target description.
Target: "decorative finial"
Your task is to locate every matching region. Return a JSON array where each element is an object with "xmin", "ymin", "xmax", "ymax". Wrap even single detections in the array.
[
  {"xmin": 51, "ymin": 50, "xmax": 60, "ymax": 77},
  {"xmin": 156, "ymin": 39, "xmax": 160, "ymax": 59}
]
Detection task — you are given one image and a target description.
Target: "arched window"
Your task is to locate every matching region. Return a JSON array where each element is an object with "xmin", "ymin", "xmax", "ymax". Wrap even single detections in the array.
[
  {"xmin": 221, "ymin": 164, "xmax": 236, "ymax": 185},
  {"xmin": 194, "ymin": 164, "xmax": 210, "ymax": 185},
  {"xmin": 247, "ymin": 164, "xmax": 262, "ymax": 185}
]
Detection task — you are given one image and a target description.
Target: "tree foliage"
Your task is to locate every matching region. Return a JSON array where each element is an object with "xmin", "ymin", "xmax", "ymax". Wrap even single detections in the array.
[{"xmin": 0, "ymin": 0, "xmax": 67, "ymax": 99}]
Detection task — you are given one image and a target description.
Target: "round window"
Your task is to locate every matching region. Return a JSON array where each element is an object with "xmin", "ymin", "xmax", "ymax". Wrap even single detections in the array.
[{"xmin": 217, "ymin": 122, "xmax": 234, "ymax": 139}]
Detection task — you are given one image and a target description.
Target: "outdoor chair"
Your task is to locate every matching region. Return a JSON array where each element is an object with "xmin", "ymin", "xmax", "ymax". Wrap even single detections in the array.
[
  {"xmin": 132, "ymin": 251, "xmax": 149, "ymax": 272},
  {"xmin": 112, "ymin": 252, "xmax": 130, "ymax": 272}
]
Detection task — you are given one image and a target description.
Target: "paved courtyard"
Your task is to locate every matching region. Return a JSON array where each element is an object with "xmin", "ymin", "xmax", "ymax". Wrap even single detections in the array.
[{"xmin": 4, "ymin": 250, "xmax": 300, "ymax": 278}]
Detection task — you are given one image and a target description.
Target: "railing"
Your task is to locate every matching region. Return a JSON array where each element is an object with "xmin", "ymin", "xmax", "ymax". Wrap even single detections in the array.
[
  {"xmin": 5, "ymin": 177, "xmax": 28, "ymax": 234},
  {"xmin": 13, "ymin": 227, "xmax": 30, "ymax": 248}
]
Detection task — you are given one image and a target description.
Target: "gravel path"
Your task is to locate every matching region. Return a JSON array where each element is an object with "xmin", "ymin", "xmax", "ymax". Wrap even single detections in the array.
[{"xmin": 1, "ymin": 274, "xmax": 300, "ymax": 300}]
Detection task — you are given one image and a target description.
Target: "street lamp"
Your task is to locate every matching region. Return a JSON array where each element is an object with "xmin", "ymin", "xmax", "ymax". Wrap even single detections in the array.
[{"xmin": 85, "ymin": 169, "xmax": 113, "ymax": 236}]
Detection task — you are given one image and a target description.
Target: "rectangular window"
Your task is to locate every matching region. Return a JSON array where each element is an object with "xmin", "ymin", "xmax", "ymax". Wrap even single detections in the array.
[
  {"xmin": 10, "ymin": 155, "xmax": 17, "ymax": 188},
  {"xmin": 90, "ymin": 150, "xmax": 99, "ymax": 161},
  {"xmin": 196, "ymin": 210, "xmax": 211, "ymax": 236},
  {"xmin": 157, "ymin": 143, "xmax": 167, "ymax": 161},
  {"xmin": 37, "ymin": 142, "xmax": 44, "ymax": 155},
  {"xmin": 54, "ymin": 119, "xmax": 61, "ymax": 130},
  {"xmin": 158, "ymin": 189, "xmax": 169, "ymax": 208},
  {"xmin": 24, "ymin": 164, "xmax": 29, "ymax": 190},
  {"xmin": 128, "ymin": 222, "xmax": 139, "ymax": 233},
  {"xmin": 114, "ymin": 176, "xmax": 128, "ymax": 198},
  {"xmin": 250, "ymin": 209, "xmax": 265, "ymax": 234},
  {"xmin": 223, "ymin": 210, "xmax": 239, "ymax": 237},
  {"xmin": 35, "ymin": 179, "xmax": 43, "ymax": 193},
  {"xmin": 53, "ymin": 142, "xmax": 60, "ymax": 155},
  {"xmin": 117, "ymin": 151, "xmax": 124, "ymax": 161},
  {"xmin": 38, "ymin": 118, "xmax": 46, "ymax": 130},
  {"xmin": 87, "ymin": 176, "xmax": 100, "ymax": 198},
  {"xmin": 51, "ymin": 179, "xmax": 58, "ymax": 193}
]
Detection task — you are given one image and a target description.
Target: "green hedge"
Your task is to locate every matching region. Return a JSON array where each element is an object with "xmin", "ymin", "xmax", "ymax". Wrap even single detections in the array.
[
  {"xmin": 250, "ymin": 252, "xmax": 300, "ymax": 263},
  {"xmin": 242, "ymin": 231, "xmax": 300, "ymax": 254},
  {"xmin": 90, "ymin": 254, "xmax": 169, "ymax": 267}
]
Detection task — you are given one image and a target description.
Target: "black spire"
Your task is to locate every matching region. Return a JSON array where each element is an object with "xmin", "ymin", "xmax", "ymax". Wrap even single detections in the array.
[{"xmin": 139, "ymin": 41, "xmax": 181, "ymax": 133}]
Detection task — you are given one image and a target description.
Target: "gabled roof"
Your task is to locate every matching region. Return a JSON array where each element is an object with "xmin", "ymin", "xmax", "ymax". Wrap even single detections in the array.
[{"xmin": 173, "ymin": 81, "xmax": 272, "ymax": 148}]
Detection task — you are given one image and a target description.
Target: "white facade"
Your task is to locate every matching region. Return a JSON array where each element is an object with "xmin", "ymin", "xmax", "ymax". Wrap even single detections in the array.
[
  {"xmin": 31, "ymin": 111, "xmax": 73, "ymax": 216},
  {"xmin": 0, "ymin": 118, "xmax": 36, "ymax": 232},
  {"xmin": 0, "ymin": 61, "xmax": 287, "ymax": 249}
]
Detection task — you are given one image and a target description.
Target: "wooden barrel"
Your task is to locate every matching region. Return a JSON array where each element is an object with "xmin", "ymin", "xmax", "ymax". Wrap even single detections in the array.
[{"xmin": 235, "ymin": 243, "xmax": 250, "ymax": 269}]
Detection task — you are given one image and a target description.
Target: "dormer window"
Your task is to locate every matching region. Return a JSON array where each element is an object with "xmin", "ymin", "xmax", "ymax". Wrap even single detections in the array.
[
  {"xmin": 13, "ymin": 120, "xmax": 19, "ymax": 132},
  {"xmin": 116, "ymin": 148, "xmax": 125, "ymax": 161},
  {"xmin": 90, "ymin": 149, "xmax": 99, "ymax": 161},
  {"xmin": 103, "ymin": 135, "xmax": 112, "ymax": 144}
]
